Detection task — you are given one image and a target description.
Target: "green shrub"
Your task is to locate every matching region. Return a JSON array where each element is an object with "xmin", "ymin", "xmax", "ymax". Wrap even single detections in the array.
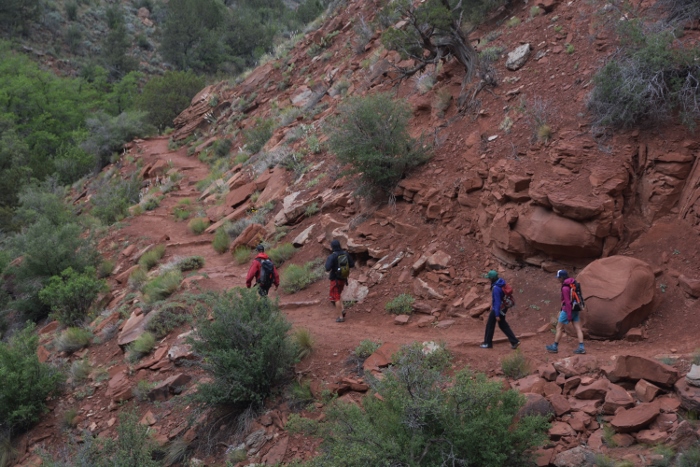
[
  {"xmin": 678, "ymin": 445, "xmax": 700, "ymax": 467},
  {"xmin": 325, "ymin": 93, "xmax": 430, "ymax": 196},
  {"xmin": 693, "ymin": 348, "xmax": 700, "ymax": 366},
  {"xmin": 187, "ymin": 217, "xmax": 209, "ymax": 235},
  {"xmin": 0, "ymin": 323, "xmax": 63, "ymax": 433},
  {"xmin": 281, "ymin": 260, "xmax": 324, "ymax": 293},
  {"xmin": 244, "ymin": 118, "xmax": 276, "ymax": 154},
  {"xmin": 39, "ymin": 267, "xmax": 106, "ymax": 326},
  {"xmin": 530, "ymin": 5, "xmax": 542, "ymax": 16},
  {"xmin": 90, "ymin": 176, "xmax": 141, "ymax": 225},
  {"xmin": 384, "ymin": 293, "xmax": 414, "ymax": 315},
  {"xmin": 267, "ymin": 243, "xmax": 296, "ymax": 265},
  {"xmin": 146, "ymin": 303, "xmax": 191, "ymax": 338},
  {"xmin": 65, "ymin": 1, "xmax": 78, "ymax": 20},
  {"xmin": 138, "ymin": 71, "xmax": 206, "ymax": 130},
  {"xmin": 177, "ymin": 256, "xmax": 205, "ymax": 271},
  {"xmin": 69, "ymin": 358, "xmax": 91, "ymax": 386},
  {"xmin": 294, "ymin": 328, "xmax": 314, "ymax": 360},
  {"xmin": 189, "ymin": 288, "xmax": 296, "ymax": 407},
  {"xmin": 98, "ymin": 259, "xmax": 115, "ymax": 278},
  {"xmin": 288, "ymin": 380, "xmax": 315, "ymax": 410},
  {"xmin": 128, "ymin": 267, "xmax": 148, "ymax": 291},
  {"xmin": 651, "ymin": 446, "xmax": 675, "ymax": 467},
  {"xmin": 501, "ymin": 350, "xmax": 530, "ymax": 379},
  {"xmin": 42, "ymin": 411, "xmax": 160, "ymax": 466},
  {"xmin": 212, "ymin": 227, "xmax": 230, "ymax": 254},
  {"xmin": 299, "ymin": 342, "xmax": 548, "ymax": 466},
  {"xmin": 589, "ymin": 24, "xmax": 700, "ymax": 129},
  {"xmin": 233, "ymin": 246, "xmax": 251, "ymax": 265},
  {"xmin": 143, "ymin": 270, "xmax": 182, "ymax": 303},
  {"xmin": 55, "ymin": 327, "xmax": 92, "ymax": 354},
  {"xmin": 127, "ymin": 332, "xmax": 156, "ymax": 362},
  {"xmin": 142, "ymin": 196, "xmax": 161, "ymax": 211},
  {"xmin": 354, "ymin": 340, "xmax": 381, "ymax": 359},
  {"xmin": 304, "ymin": 202, "xmax": 319, "ymax": 217},
  {"xmin": 211, "ymin": 138, "xmax": 232, "ymax": 158},
  {"xmin": 138, "ymin": 244, "xmax": 166, "ymax": 270},
  {"xmin": 507, "ymin": 16, "xmax": 521, "ymax": 27},
  {"xmin": 82, "ymin": 111, "xmax": 154, "ymax": 169},
  {"xmin": 62, "ymin": 407, "xmax": 79, "ymax": 429}
]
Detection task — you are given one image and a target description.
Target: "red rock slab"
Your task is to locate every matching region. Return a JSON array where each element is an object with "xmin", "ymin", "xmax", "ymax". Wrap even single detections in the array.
[
  {"xmin": 611, "ymin": 433, "xmax": 635, "ymax": 447},
  {"xmin": 262, "ymin": 436, "xmax": 289, "ymax": 465},
  {"xmin": 538, "ymin": 363, "xmax": 557, "ymax": 381},
  {"xmin": 567, "ymin": 411, "xmax": 590, "ymax": 432},
  {"xmin": 363, "ymin": 342, "xmax": 402, "ymax": 372},
  {"xmin": 569, "ymin": 398, "xmax": 602, "ymax": 415},
  {"xmin": 673, "ymin": 378, "xmax": 700, "ymax": 412},
  {"xmin": 553, "ymin": 355, "xmax": 600, "ymax": 377},
  {"xmin": 543, "ymin": 381, "xmax": 562, "ymax": 397},
  {"xmin": 534, "ymin": 448, "xmax": 554, "ymax": 467},
  {"xmin": 656, "ymin": 395, "xmax": 682, "ymax": 413},
  {"xmin": 547, "ymin": 394, "xmax": 571, "ymax": 416},
  {"xmin": 602, "ymin": 383, "xmax": 635, "ymax": 414},
  {"xmin": 574, "ymin": 378, "xmax": 609, "ymax": 400},
  {"xmin": 610, "ymin": 403, "xmax": 660, "ymax": 433},
  {"xmin": 650, "ymin": 413, "xmax": 678, "ymax": 432},
  {"xmin": 549, "ymin": 421, "xmax": 577, "ymax": 439},
  {"xmin": 607, "ymin": 355, "xmax": 679, "ymax": 387},
  {"xmin": 636, "ymin": 429, "xmax": 669, "ymax": 445},
  {"xmin": 635, "ymin": 378, "xmax": 662, "ymax": 403},
  {"xmin": 588, "ymin": 429, "xmax": 604, "ymax": 450},
  {"xmin": 514, "ymin": 375, "xmax": 546, "ymax": 394},
  {"xmin": 563, "ymin": 376, "xmax": 581, "ymax": 394}
]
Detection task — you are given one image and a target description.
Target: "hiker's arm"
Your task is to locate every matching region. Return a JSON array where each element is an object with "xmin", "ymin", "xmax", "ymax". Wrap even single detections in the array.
[
  {"xmin": 562, "ymin": 285, "xmax": 573, "ymax": 319},
  {"xmin": 325, "ymin": 253, "xmax": 335, "ymax": 272},
  {"xmin": 245, "ymin": 262, "xmax": 258, "ymax": 288},
  {"xmin": 492, "ymin": 287, "xmax": 502, "ymax": 318},
  {"xmin": 273, "ymin": 267, "xmax": 280, "ymax": 287}
]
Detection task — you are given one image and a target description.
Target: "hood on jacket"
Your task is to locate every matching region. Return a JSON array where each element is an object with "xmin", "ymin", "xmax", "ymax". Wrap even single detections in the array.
[
  {"xmin": 255, "ymin": 253, "xmax": 270, "ymax": 260},
  {"xmin": 563, "ymin": 277, "xmax": 576, "ymax": 287},
  {"xmin": 494, "ymin": 278, "xmax": 506, "ymax": 288},
  {"xmin": 331, "ymin": 239, "xmax": 342, "ymax": 251}
]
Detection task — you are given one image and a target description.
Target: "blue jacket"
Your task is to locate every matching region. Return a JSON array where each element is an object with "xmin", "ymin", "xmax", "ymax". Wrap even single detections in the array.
[{"xmin": 491, "ymin": 278, "xmax": 506, "ymax": 317}]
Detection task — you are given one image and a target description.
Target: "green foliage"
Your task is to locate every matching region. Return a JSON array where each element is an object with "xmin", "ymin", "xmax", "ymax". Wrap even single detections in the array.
[
  {"xmin": 325, "ymin": 93, "xmax": 430, "ymax": 196},
  {"xmin": 143, "ymin": 269, "xmax": 182, "ymax": 303},
  {"xmin": 146, "ymin": 302, "xmax": 191, "ymax": 338},
  {"xmin": 142, "ymin": 196, "xmax": 161, "ymax": 211},
  {"xmin": 287, "ymin": 380, "xmax": 315, "ymax": 411},
  {"xmin": 189, "ymin": 288, "xmax": 296, "ymax": 407},
  {"xmin": 304, "ymin": 202, "xmax": 319, "ymax": 217},
  {"xmin": 102, "ymin": 8, "xmax": 138, "ymax": 79},
  {"xmin": 678, "ymin": 445, "xmax": 700, "ymax": 467},
  {"xmin": 39, "ymin": 267, "xmax": 106, "ymax": 326},
  {"xmin": 98, "ymin": 259, "xmax": 115, "ymax": 278},
  {"xmin": 293, "ymin": 328, "xmax": 314, "ymax": 360},
  {"xmin": 602, "ymin": 424, "xmax": 618, "ymax": 447},
  {"xmin": 693, "ymin": 348, "xmax": 700, "ymax": 366},
  {"xmin": 233, "ymin": 246, "xmax": 251, "ymax": 265},
  {"xmin": 42, "ymin": 411, "xmax": 160, "ymax": 467},
  {"xmin": 138, "ymin": 71, "xmax": 205, "ymax": 130},
  {"xmin": 300, "ymin": 343, "xmax": 548, "ymax": 467},
  {"xmin": 384, "ymin": 293, "xmax": 414, "ymax": 315},
  {"xmin": 354, "ymin": 339, "xmax": 381, "ymax": 359},
  {"xmin": 212, "ymin": 227, "xmax": 230, "ymax": 254},
  {"xmin": 55, "ymin": 327, "xmax": 93, "ymax": 354},
  {"xmin": 82, "ymin": 111, "xmax": 153, "ymax": 169},
  {"xmin": 90, "ymin": 175, "xmax": 141, "ymax": 225},
  {"xmin": 244, "ymin": 118, "xmax": 277, "ymax": 154},
  {"xmin": 0, "ymin": 0, "xmax": 41, "ymax": 34},
  {"xmin": 0, "ymin": 323, "xmax": 63, "ymax": 434},
  {"xmin": 188, "ymin": 217, "xmax": 209, "ymax": 235},
  {"xmin": 128, "ymin": 267, "xmax": 148, "ymax": 291},
  {"xmin": 69, "ymin": 358, "xmax": 91, "ymax": 386},
  {"xmin": 651, "ymin": 446, "xmax": 675, "ymax": 467},
  {"xmin": 530, "ymin": 6, "xmax": 543, "ymax": 16},
  {"xmin": 177, "ymin": 256, "xmax": 205, "ymax": 271},
  {"xmin": 589, "ymin": 23, "xmax": 700, "ymax": 129},
  {"xmin": 127, "ymin": 332, "xmax": 156, "ymax": 361},
  {"xmin": 139, "ymin": 244, "xmax": 166, "ymax": 270},
  {"xmin": 281, "ymin": 260, "xmax": 324, "ymax": 293},
  {"xmin": 267, "ymin": 243, "xmax": 296, "ymax": 265},
  {"xmin": 501, "ymin": 350, "xmax": 530, "ymax": 379},
  {"xmin": 565, "ymin": 43, "xmax": 575, "ymax": 54},
  {"xmin": 507, "ymin": 16, "xmax": 521, "ymax": 27}
]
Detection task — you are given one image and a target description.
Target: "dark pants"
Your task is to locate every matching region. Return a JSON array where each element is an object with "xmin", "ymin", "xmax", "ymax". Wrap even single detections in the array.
[
  {"xmin": 483, "ymin": 309, "xmax": 518, "ymax": 346},
  {"xmin": 257, "ymin": 284, "xmax": 270, "ymax": 296}
]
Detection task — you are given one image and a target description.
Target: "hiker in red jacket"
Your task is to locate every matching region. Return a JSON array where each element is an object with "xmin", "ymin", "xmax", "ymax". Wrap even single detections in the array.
[{"xmin": 245, "ymin": 245, "xmax": 279, "ymax": 296}]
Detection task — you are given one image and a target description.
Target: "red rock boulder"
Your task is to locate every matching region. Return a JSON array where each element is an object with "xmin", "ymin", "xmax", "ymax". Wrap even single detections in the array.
[
  {"xmin": 577, "ymin": 256, "xmax": 656, "ymax": 339},
  {"xmin": 610, "ymin": 403, "xmax": 660, "ymax": 433},
  {"xmin": 607, "ymin": 355, "xmax": 679, "ymax": 387}
]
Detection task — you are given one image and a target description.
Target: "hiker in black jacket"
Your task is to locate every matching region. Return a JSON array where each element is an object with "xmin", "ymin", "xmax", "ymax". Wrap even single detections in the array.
[{"xmin": 325, "ymin": 239, "xmax": 355, "ymax": 323}]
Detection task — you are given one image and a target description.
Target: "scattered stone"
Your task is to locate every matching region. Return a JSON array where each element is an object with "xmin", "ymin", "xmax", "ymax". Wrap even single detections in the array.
[
  {"xmin": 292, "ymin": 224, "xmax": 315, "ymax": 247},
  {"xmin": 426, "ymin": 250, "xmax": 451, "ymax": 269},
  {"xmin": 394, "ymin": 315, "xmax": 410, "ymax": 325},
  {"xmin": 105, "ymin": 372, "xmax": 133, "ymax": 403},
  {"xmin": 686, "ymin": 364, "xmax": 700, "ymax": 387},
  {"xmin": 506, "ymin": 44, "xmax": 532, "ymax": 71},
  {"xmin": 518, "ymin": 393, "xmax": 555, "ymax": 420},
  {"xmin": 363, "ymin": 343, "xmax": 401, "ymax": 372},
  {"xmin": 552, "ymin": 446, "xmax": 596, "ymax": 467},
  {"xmin": 678, "ymin": 275, "xmax": 700, "ymax": 297},
  {"xmin": 635, "ymin": 379, "xmax": 662, "ymax": 402},
  {"xmin": 416, "ymin": 315, "xmax": 436, "ymax": 327},
  {"xmin": 611, "ymin": 433, "xmax": 635, "ymax": 447},
  {"xmin": 602, "ymin": 383, "xmax": 635, "ymax": 414},
  {"xmin": 140, "ymin": 411, "xmax": 156, "ymax": 426},
  {"xmin": 668, "ymin": 420, "xmax": 699, "ymax": 450},
  {"xmin": 636, "ymin": 429, "xmax": 669, "ymax": 445},
  {"xmin": 549, "ymin": 421, "xmax": 576, "ymax": 439},
  {"xmin": 674, "ymin": 378, "xmax": 700, "ymax": 412},
  {"xmin": 624, "ymin": 327, "xmax": 645, "ymax": 342},
  {"xmin": 574, "ymin": 378, "xmax": 609, "ymax": 400},
  {"xmin": 610, "ymin": 403, "xmax": 660, "ymax": 433},
  {"xmin": 607, "ymin": 355, "xmax": 679, "ymax": 387},
  {"xmin": 538, "ymin": 363, "xmax": 557, "ymax": 382},
  {"xmin": 548, "ymin": 394, "xmax": 571, "ymax": 416},
  {"xmin": 553, "ymin": 356, "xmax": 599, "ymax": 377},
  {"xmin": 468, "ymin": 301, "xmax": 491, "ymax": 318},
  {"xmin": 435, "ymin": 319, "xmax": 455, "ymax": 329}
]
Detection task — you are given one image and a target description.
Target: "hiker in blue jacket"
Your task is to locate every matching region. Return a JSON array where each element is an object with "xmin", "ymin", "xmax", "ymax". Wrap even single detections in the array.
[{"xmin": 480, "ymin": 270, "xmax": 520, "ymax": 350}]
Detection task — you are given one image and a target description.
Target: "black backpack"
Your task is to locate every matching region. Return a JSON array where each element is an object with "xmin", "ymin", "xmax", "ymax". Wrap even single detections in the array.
[
  {"xmin": 258, "ymin": 259, "xmax": 275, "ymax": 288},
  {"xmin": 571, "ymin": 280, "xmax": 585, "ymax": 311}
]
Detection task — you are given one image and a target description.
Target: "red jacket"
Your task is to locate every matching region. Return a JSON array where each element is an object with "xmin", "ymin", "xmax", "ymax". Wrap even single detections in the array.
[{"xmin": 245, "ymin": 253, "xmax": 280, "ymax": 288}]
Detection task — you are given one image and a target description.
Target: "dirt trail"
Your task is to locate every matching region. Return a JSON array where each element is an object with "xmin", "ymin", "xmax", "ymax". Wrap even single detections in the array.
[{"xmin": 117, "ymin": 137, "xmax": 695, "ymax": 383}]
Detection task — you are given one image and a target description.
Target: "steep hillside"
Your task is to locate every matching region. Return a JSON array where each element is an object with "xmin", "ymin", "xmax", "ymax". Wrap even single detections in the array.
[{"xmin": 7, "ymin": 0, "xmax": 700, "ymax": 465}]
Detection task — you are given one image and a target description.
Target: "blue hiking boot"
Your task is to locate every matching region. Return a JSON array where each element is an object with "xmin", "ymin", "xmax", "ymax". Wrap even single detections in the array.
[
  {"xmin": 546, "ymin": 343, "xmax": 558, "ymax": 353},
  {"xmin": 573, "ymin": 345, "xmax": 586, "ymax": 354}
]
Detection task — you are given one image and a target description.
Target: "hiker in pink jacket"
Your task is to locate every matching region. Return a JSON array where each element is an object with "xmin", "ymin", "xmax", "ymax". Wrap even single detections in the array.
[{"xmin": 546, "ymin": 270, "xmax": 586, "ymax": 354}]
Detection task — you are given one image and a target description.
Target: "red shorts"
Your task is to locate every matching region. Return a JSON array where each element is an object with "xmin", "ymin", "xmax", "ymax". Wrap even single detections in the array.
[{"xmin": 329, "ymin": 280, "xmax": 345, "ymax": 302}]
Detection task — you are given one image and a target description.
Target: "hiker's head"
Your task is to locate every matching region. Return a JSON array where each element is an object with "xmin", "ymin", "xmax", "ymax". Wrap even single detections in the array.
[
  {"xmin": 486, "ymin": 270, "xmax": 498, "ymax": 283},
  {"xmin": 556, "ymin": 269, "xmax": 568, "ymax": 282},
  {"xmin": 331, "ymin": 239, "xmax": 342, "ymax": 251},
  {"xmin": 256, "ymin": 244, "xmax": 265, "ymax": 253}
]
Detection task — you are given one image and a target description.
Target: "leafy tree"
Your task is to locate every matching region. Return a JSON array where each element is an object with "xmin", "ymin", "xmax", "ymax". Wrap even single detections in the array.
[
  {"xmin": 39, "ymin": 267, "xmax": 106, "ymax": 326},
  {"xmin": 161, "ymin": 0, "xmax": 227, "ymax": 72},
  {"xmin": 324, "ymin": 93, "xmax": 429, "ymax": 196},
  {"xmin": 0, "ymin": 0, "xmax": 41, "ymax": 35},
  {"xmin": 294, "ymin": 343, "xmax": 549, "ymax": 466},
  {"xmin": 81, "ymin": 111, "xmax": 153, "ymax": 169},
  {"xmin": 189, "ymin": 288, "xmax": 296, "ymax": 408},
  {"xmin": 381, "ymin": 0, "xmax": 507, "ymax": 79},
  {"xmin": 137, "ymin": 71, "xmax": 205, "ymax": 130},
  {"xmin": 102, "ymin": 7, "xmax": 138, "ymax": 79},
  {"xmin": 0, "ymin": 323, "xmax": 64, "ymax": 434}
]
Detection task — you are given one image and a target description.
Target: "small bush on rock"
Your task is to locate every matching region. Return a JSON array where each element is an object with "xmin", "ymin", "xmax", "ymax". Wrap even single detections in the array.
[
  {"xmin": 296, "ymin": 342, "xmax": 548, "ymax": 466},
  {"xmin": 354, "ymin": 340, "xmax": 381, "ymax": 359},
  {"xmin": 325, "ymin": 93, "xmax": 430, "ymax": 197},
  {"xmin": 127, "ymin": 332, "xmax": 156, "ymax": 362},
  {"xmin": 212, "ymin": 227, "xmax": 230, "ymax": 254},
  {"xmin": 39, "ymin": 267, "xmax": 106, "ymax": 326},
  {"xmin": 384, "ymin": 293, "xmax": 414, "ymax": 315},
  {"xmin": 281, "ymin": 260, "xmax": 324, "ymax": 293},
  {"xmin": 0, "ymin": 323, "xmax": 63, "ymax": 433},
  {"xmin": 267, "ymin": 243, "xmax": 296, "ymax": 265},
  {"xmin": 233, "ymin": 246, "xmax": 251, "ymax": 265},
  {"xmin": 138, "ymin": 244, "xmax": 166, "ymax": 270},
  {"xmin": 189, "ymin": 288, "xmax": 295, "ymax": 407},
  {"xmin": 244, "ymin": 118, "xmax": 276, "ymax": 154},
  {"xmin": 146, "ymin": 303, "xmax": 191, "ymax": 338},
  {"xmin": 143, "ymin": 270, "xmax": 182, "ymax": 303},
  {"xmin": 187, "ymin": 217, "xmax": 209, "ymax": 235},
  {"xmin": 501, "ymin": 350, "xmax": 530, "ymax": 379},
  {"xmin": 177, "ymin": 256, "xmax": 205, "ymax": 271},
  {"xmin": 55, "ymin": 327, "xmax": 92, "ymax": 354}
]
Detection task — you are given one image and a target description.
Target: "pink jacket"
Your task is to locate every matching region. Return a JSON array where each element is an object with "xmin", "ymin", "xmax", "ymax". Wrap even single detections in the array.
[{"xmin": 560, "ymin": 277, "xmax": 576, "ymax": 320}]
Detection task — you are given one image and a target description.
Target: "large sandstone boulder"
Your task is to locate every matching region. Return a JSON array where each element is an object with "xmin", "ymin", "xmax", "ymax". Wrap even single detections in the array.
[
  {"xmin": 577, "ymin": 256, "xmax": 655, "ymax": 339},
  {"xmin": 607, "ymin": 355, "xmax": 679, "ymax": 387}
]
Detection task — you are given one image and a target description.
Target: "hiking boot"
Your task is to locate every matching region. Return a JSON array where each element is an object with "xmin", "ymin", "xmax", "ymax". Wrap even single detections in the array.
[
  {"xmin": 511, "ymin": 341, "xmax": 521, "ymax": 350},
  {"xmin": 479, "ymin": 343, "xmax": 492, "ymax": 349},
  {"xmin": 546, "ymin": 343, "xmax": 559, "ymax": 353},
  {"xmin": 573, "ymin": 346, "xmax": 586, "ymax": 355},
  {"xmin": 335, "ymin": 317, "xmax": 345, "ymax": 323}
]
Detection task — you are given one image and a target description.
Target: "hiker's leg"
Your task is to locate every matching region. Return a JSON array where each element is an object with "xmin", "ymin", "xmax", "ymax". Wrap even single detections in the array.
[
  {"xmin": 554, "ymin": 322, "xmax": 564, "ymax": 343},
  {"xmin": 498, "ymin": 314, "xmax": 518, "ymax": 345},
  {"xmin": 483, "ymin": 310, "xmax": 496, "ymax": 346},
  {"xmin": 574, "ymin": 319, "xmax": 584, "ymax": 345},
  {"xmin": 257, "ymin": 286, "xmax": 266, "ymax": 297}
]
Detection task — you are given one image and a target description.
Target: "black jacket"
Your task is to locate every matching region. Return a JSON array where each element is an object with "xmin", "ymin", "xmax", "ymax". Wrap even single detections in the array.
[{"xmin": 325, "ymin": 250, "xmax": 355, "ymax": 281}]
